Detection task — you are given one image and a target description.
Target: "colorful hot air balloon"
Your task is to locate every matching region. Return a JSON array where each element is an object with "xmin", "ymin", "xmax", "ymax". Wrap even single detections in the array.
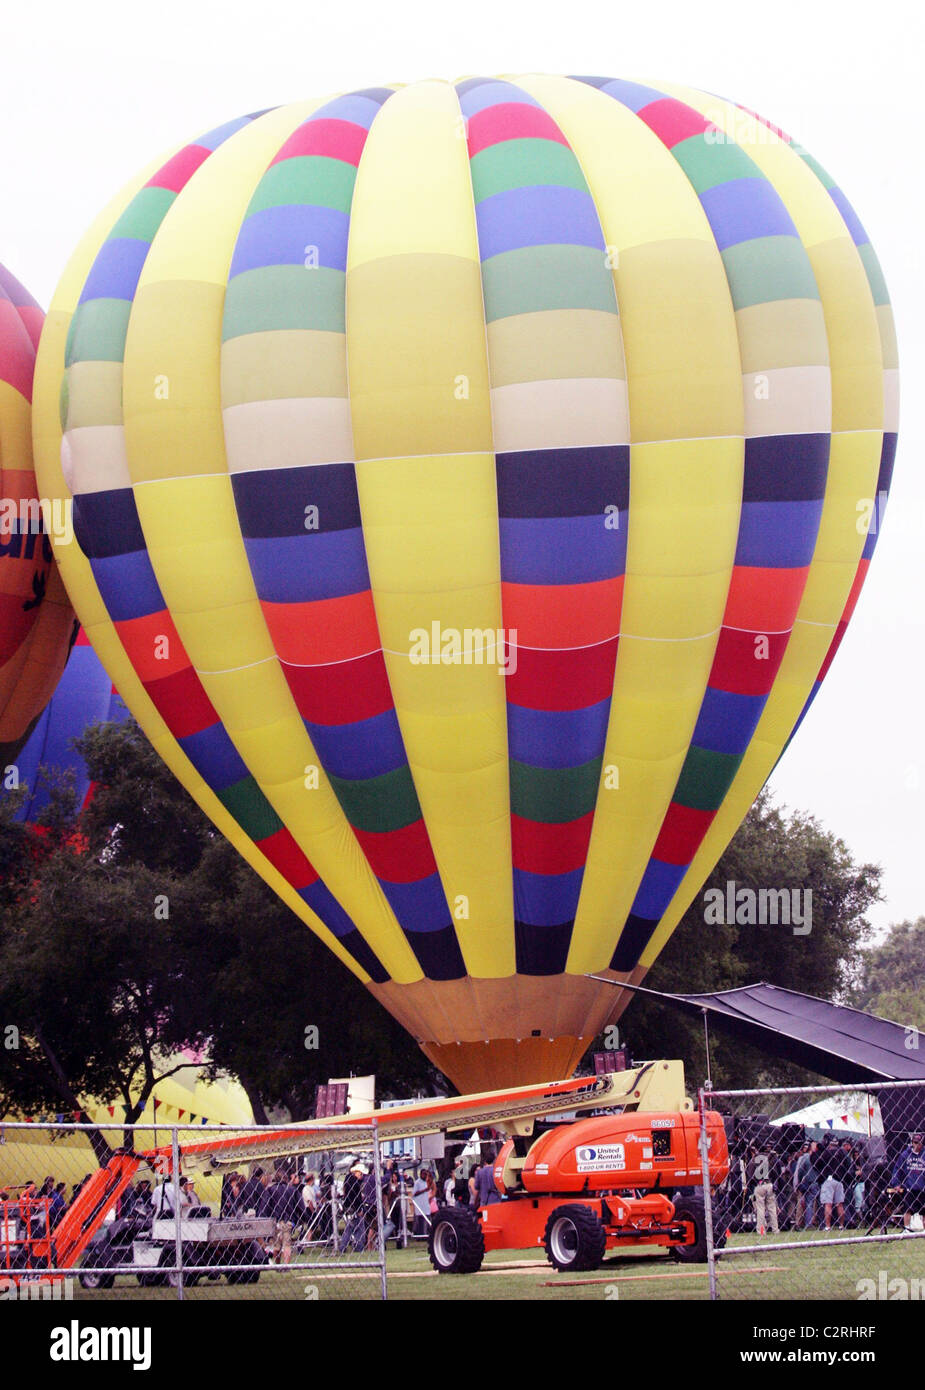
[
  {"xmin": 32, "ymin": 78, "xmax": 897, "ymax": 1091},
  {"xmin": 6, "ymin": 626, "xmax": 127, "ymax": 824},
  {"xmin": 0, "ymin": 263, "xmax": 74, "ymax": 766}
]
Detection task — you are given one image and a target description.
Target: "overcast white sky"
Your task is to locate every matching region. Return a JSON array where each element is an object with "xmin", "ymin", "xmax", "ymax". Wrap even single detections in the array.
[{"xmin": 5, "ymin": 0, "xmax": 922, "ymax": 935}]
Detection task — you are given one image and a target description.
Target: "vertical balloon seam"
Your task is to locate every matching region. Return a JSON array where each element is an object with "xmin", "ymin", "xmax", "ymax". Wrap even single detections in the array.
[
  {"xmin": 345, "ymin": 78, "xmax": 512, "ymax": 1000},
  {"xmin": 222, "ymin": 86, "xmax": 465, "ymax": 986},
  {"xmin": 128, "ymin": 106, "xmax": 408, "ymax": 984},
  {"xmin": 457, "ymin": 75, "xmax": 629, "ymax": 998},
  {"xmin": 31, "ymin": 156, "xmax": 382, "ymax": 989},
  {"xmin": 519, "ymin": 75, "xmax": 745, "ymax": 979},
  {"xmin": 575, "ymin": 78, "xmax": 831, "ymax": 974},
  {"xmin": 635, "ymin": 87, "xmax": 886, "ymax": 968},
  {"xmin": 59, "ymin": 111, "xmax": 395, "ymax": 983}
]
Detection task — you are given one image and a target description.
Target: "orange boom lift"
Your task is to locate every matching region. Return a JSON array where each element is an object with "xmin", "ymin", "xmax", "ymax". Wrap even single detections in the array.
[{"xmin": 2, "ymin": 1061, "xmax": 727, "ymax": 1283}]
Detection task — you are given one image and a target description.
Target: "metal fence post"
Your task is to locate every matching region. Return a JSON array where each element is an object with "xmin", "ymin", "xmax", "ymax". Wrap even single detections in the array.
[
  {"xmin": 329, "ymin": 1164, "xmax": 339, "ymax": 1252},
  {"xmin": 698, "ymin": 1085, "xmax": 718, "ymax": 1302},
  {"xmin": 171, "ymin": 1127, "xmax": 183, "ymax": 1301},
  {"xmin": 371, "ymin": 1119, "xmax": 388, "ymax": 1301}
]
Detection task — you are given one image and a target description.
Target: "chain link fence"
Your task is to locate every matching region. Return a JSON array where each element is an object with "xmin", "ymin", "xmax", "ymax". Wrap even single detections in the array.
[
  {"xmin": 0, "ymin": 1119, "xmax": 388, "ymax": 1300},
  {"xmin": 699, "ymin": 1079, "xmax": 925, "ymax": 1301}
]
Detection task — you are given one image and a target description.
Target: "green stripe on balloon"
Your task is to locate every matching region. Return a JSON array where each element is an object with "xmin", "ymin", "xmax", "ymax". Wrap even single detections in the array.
[
  {"xmin": 222, "ymin": 265, "xmax": 346, "ymax": 339},
  {"xmin": 327, "ymin": 764, "xmax": 423, "ymax": 835},
  {"xmin": 510, "ymin": 757, "xmax": 603, "ymax": 824},
  {"xmin": 481, "ymin": 244, "xmax": 619, "ymax": 320},
  {"xmin": 720, "ymin": 236, "xmax": 821, "ymax": 310}
]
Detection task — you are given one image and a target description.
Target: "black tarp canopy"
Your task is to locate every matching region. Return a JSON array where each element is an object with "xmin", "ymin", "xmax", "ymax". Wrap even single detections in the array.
[{"xmin": 599, "ymin": 980, "xmax": 925, "ymax": 1084}]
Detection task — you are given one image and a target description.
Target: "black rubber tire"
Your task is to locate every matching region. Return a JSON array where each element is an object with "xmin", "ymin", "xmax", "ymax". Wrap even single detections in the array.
[
  {"xmin": 79, "ymin": 1270, "xmax": 115, "ymax": 1290},
  {"xmin": 428, "ymin": 1206, "xmax": 485, "ymax": 1274},
  {"xmin": 670, "ymin": 1195, "xmax": 727, "ymax": 1263},
  {"xmin": 544, "ymin": 1204, "xmax": 607, "ymax": 1272}
]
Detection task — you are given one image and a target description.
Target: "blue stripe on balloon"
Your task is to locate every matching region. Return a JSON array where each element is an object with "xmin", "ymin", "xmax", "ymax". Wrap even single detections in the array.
[
  {"xmin": 499, "ymin": 515, "xmax": 626, "ymax": 585},
  {"xmin": 457, "ymin": 79, "xmax": 540, "ymax": 117},
  {"xmin": 862, "ymin": 433, "xmax": 897, "ymax": 561},
  {"xmin": 699, "ymin": 178, "xmax": 798, "ymax": 250},
  {"xmin": 89, "ymin": 552, "xmax": 164, "ymax": 622},
  {"xmin": 299, "ymin": 879, "xmax": 355, "ymax": 937},
  {"xmin": 314, "ymin": 93, "xmax": 388, "ymax": 129},
  {"xmin": 305, "ymin": 708, "xmax": 407, "ymax": 780},
  {"xmin": 513, "ymin": 866, "xmax": 584, "ymax": 927},
  {"xmin": 574, "ymin": 76, "xmax": 666, "ymax": 111},
  {"xmin": 380, "ymin": 875, "xmax": 453, "ymax": 932},
  {"xmin": 629, "ymin": 858, "xmax": 688, "ymax": 921},
  {"xmin": 195, "ymin": 115, "xmax": 262, "ymax": 151},
  {"xmin": 742, "ymin": 432, "xmax": 830, "ymax": 504},
  {"xmin": 178, "ymin": 723, "xmax": 251, "ymax": 792},
  {"xmin": 496, "ymin": 445, "xmax": 630, "ymax": 518},
  {"xmin": 691, "ymin": 687, "xmax": 766, "ymax": 756},
  {"xmin": 475, "ymin": 186, "xmax": 606, "ymax": 258},
  {"xmin": 229, "ymin": 204, "xmax": 350, "ymax": 277},
  {"xmin": 78, "ymin": 238, "xmax": 149, "ymax": 305},
  {"xmin": 828, "ymin": 187, "xmax": 868, "ymax": 246},
  {"xmin": 243, "ymin": 530, "xmax": 369, "ymax": 602},
  {"xmin": 733, "ymin": 499, "xmax": 823, "ymax": 569},
  {"xmin": 232, "ymin": 464, "xmax": 360, "ymax": 538},
  {"xmin": 507, "ymin": 701, "xmax": 611, "ymax": 769},
  {"xmin": 74, "ymin": 488, "xmax": 146, "ymax": 558}
]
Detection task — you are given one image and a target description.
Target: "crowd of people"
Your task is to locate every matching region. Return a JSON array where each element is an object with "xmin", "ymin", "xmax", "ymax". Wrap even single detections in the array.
[
  {"xmin": 718, "ymin": 1130, "xmax": 925, "ymax": 1235},
  {"xmin": 5, "ymin": 1129, "xmax": 923, "ymax": 1268}
]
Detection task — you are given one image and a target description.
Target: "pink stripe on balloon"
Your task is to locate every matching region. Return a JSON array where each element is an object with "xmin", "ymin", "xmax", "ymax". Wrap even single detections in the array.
[
  {"xmin": 271, "ymin": 119, "xmax": 367, "ymax": 167},
  {"xmin": 467, "ymin": 102, "xmax": 569, "ymax": 157}
]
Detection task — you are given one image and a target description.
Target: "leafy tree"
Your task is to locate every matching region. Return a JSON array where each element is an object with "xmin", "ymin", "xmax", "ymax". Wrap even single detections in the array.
[
  {"xmin": 0, "ymin": 716, "xmax": 442, "ymax": 1146},
  {"xmin": 851, "ymin": 918, "xmax": 925, "ymax": 1030},
  {"xmin": 595, "ymin": 791, "xmax": 882, "ymax": 1090}
]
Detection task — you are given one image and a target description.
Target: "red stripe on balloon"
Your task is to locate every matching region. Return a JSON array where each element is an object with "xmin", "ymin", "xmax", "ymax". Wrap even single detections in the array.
[
  {"xmin": 707, "ymin": 627, "xmax": 789, "ymax": 696},
  {"xmin": 651, "ymin": 802, "xmax": 716, "ymax": 865},
  {"xmin": 817, "ymin": 619, "xmax": 848, "ymax": 684},
  {"xmin": 282, "ymin": 650, "xmax": 393, "ymax": 725},
  {"xmin": 353, "ymin": 819, "xmax": 437, "ymax": 883},
  {"xmin": 0, "ymin": 300, "xmax": 35, "ymax": 399},
  {"xmin": 505, "ymin": 638, "xmax": 618, "ymax": 712},
  {"xmin": 500, "ymin": 576, "xmax": 622, "ymax": 649},
  {"xmin": 256, "ymin": 826, "xmax": 318, "ymax": 891},
  {"xmin": 142, "ymin": 664, "xmax": 219, "ymax": 740},
  {"xmin": 511, "ymin": 811, "xmax": 593, "ymax": 875}
]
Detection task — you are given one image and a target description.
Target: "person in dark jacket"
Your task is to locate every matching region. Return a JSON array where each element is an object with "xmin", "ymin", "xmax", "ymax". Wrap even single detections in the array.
[
  {"xmin": 339, "ymin": 1163, "xmax": 369, "ymax": 1252},
  {"xmin": 891, "ymin": 1131, "xmax": 925, "ymax": 1230},
  {"xmin": 258, "ymin": 1169, "xmax": 299, "ymax": 1264}
]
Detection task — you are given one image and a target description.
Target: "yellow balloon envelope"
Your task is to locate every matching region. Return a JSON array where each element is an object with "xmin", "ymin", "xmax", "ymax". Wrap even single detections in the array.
[{"xmin": 32, "ymin": 78, "xmax": 897, "ymax": 1090}]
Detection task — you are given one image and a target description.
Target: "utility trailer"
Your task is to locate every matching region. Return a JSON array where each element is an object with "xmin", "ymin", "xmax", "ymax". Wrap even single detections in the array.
[{"xmin": 78, "ymin": 1210, "xmax": 273, "ymax": 1289}]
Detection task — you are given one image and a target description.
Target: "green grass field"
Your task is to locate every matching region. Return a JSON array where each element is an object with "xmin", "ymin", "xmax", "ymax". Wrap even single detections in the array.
[{"xmin": 52, "ymin": 1228, "xmax": 924, "ymax": 1302}]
